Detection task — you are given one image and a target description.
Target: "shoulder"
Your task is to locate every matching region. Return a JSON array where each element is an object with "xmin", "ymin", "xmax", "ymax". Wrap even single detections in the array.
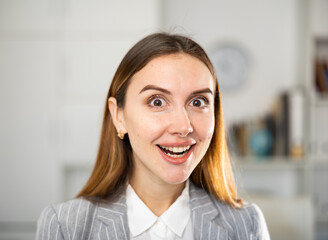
[
  {"xmin": 211, "ymin": 196, "xmax": 270, "ymax": 239},
  {"xmin": 190, "ymin": 182, "xmax": 259, "ymax": 220},
  {"xmin": 42, "ymin": 198, "xmax": 98, "ymax": 225},
  {"xmin": 211, "ymin": 196, "xmax": 262, "ymax": 222},
  {"xmin": 54, "ymin": 197, "xmax": 97, "ymax": 220},
  {"xmin": 36, "ymin": 198, "xmax": 98, "ymax": 240},
  {"xmin": 189, "ymin": 182, "xmax": 269, "ymax": 239}
]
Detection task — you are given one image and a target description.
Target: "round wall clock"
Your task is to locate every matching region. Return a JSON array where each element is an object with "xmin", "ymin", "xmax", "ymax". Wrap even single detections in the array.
[{"xmin": 209, "ymin": 44, "xmax": 249, "ymax": 92}]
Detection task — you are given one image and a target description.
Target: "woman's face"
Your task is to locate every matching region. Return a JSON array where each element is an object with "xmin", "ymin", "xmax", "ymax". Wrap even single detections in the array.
[{"xmin": 118, "ymin": 53, "xmax": 215, "ymax": 185}]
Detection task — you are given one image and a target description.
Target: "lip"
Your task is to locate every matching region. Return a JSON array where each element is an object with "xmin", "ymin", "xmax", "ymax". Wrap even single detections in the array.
[
  {"xmin": 157, "ymin": 144, "xmax": 195, "ymax": 165},
  {"xmin": 157, "ymin": 140, "xmax": 196, "ymax": 148}
]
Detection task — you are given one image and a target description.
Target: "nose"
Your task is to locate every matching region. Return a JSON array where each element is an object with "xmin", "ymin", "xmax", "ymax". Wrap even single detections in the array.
[{"xmin": 168, "ymin": 108, "xmax": 193, "ymax": 137}]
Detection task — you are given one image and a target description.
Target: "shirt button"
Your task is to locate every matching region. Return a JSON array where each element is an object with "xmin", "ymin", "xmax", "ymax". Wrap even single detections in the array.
[{"xmin": 157, "ymin": 221, "xmax": 165, "ymax": 229}]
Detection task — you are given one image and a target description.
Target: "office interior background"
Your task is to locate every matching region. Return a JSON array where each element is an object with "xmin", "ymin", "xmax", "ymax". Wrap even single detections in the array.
[{"xmin": 0, "ymin": 0, "xmax": 327, "ymax": 239}]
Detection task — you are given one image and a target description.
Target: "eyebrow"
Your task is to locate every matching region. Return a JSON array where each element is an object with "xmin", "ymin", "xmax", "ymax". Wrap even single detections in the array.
[{"xmin": 138, "ymin": 84, "xmax": 213, "ymax": 96}]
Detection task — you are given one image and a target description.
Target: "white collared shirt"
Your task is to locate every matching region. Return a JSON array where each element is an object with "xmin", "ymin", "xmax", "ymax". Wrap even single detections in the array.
[{"xmin": 126, "ymin": 180, "xmax": 193, "ymax": 240}]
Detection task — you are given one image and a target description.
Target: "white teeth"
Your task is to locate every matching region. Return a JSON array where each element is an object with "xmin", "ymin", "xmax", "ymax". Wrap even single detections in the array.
[
  {"xmin": 159, "ymin": 145, "xmax": 191, "ymax": 153},
  {"xmin": 166, "ymin": 152, "xmax": 188, "ymax": 158}
]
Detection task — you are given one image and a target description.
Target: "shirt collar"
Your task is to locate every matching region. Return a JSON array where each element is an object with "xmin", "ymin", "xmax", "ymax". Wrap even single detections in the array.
[
  {"xmin": 160, "ymin": 180, "xmax": 190, "ymax": 237},
  {"xmin": 126, "ymin": 184, "xmax": 157, "ymax": 236},
  {"xmin": 126, "ymin": 180, "xmax": 191, "ymax": 238}
]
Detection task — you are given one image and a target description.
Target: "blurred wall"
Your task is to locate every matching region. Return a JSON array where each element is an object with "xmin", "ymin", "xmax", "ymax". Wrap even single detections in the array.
[{"xmin": 0, "ymin": 0, "xmax": 161, "ymax": 225}]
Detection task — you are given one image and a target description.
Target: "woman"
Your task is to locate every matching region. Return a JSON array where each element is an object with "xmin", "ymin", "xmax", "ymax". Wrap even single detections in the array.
[{"xmin": 37, "ymin": 33, "xmax": 269, "ymax": 240}]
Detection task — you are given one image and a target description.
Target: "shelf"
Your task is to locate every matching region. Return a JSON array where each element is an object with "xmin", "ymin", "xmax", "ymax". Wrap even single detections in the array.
[
  {"xmin": 313, "ymin": 159, "xmax": 328, "ymax": 167},
  {"xmin": 233, "ymin": 157, "xmax": 307, "ymax": 170}
]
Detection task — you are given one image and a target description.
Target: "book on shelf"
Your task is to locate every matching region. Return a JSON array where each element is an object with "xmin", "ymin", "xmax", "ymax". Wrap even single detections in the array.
[
  {"xmin": 228, "ymin": 89, "xmax": 305, "ymax": 160},
  {"xmin": 315, "ymin": 59, "xmax": 328, "ymax": 94},
  {"xmin": 288, "ymin": 89, "xmax": 305, "ymax": 158},
  {"xmin": 274, "ymin": 92, "xmax": 289, "ymax": 156}
]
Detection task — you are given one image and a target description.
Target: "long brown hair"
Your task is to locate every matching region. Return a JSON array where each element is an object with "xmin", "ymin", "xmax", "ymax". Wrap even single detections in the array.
[{"xmin": 77, "ymin": 33, "xmax": 242, "ymax": 208}]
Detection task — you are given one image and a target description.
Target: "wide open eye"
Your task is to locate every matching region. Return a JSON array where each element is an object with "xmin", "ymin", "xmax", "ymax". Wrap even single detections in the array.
[
  {"xmin": 189, "ymin": 97, "xmax": 208, "ymax": 108},
  {"xmin": 148, "ymin": 96, "xmax": 167, "ymax": 107}
]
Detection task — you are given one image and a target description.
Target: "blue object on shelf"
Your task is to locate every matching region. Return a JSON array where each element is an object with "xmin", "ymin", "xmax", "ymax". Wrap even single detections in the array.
[{"xmin": 250, "ymin": 128, "xmax": 273, "ymax": 157}]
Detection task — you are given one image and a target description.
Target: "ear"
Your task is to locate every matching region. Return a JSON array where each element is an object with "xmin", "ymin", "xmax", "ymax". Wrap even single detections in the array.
[{"xmin": 108, "ymin": 97, "xmax": 127, "ymax": 134}]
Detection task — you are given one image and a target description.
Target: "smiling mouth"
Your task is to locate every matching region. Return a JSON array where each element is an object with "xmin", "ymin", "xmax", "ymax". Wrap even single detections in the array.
[{"xmin": 157, "ymin": 145, "xmax": 192, "ymax": 158}]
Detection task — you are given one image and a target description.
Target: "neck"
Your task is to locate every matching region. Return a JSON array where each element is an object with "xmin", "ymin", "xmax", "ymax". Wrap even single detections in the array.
[{"xmin": 129, "ymin": 176, "xmax": 185, "ymax": 217}]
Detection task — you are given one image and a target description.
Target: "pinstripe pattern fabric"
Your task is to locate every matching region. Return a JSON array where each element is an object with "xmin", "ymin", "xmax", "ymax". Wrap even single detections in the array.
[
  {"xmin": 189, "ymin": 185, "xmax": 269, "ymax": 240},
  {"xmin": 36, "ymin": 182, "xmax": 270, "ymax": 240}
]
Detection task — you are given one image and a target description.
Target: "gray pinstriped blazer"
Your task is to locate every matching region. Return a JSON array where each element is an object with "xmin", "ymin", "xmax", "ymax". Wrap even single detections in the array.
[{"xmin": 36, "ymin": 182, "xmax": 270, "ymax": 240}]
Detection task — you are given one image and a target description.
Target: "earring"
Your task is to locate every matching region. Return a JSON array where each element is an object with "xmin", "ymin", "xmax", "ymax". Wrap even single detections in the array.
[{"xmin": 117, "ymin": 131, "xmax": 125, "ymax": 140}]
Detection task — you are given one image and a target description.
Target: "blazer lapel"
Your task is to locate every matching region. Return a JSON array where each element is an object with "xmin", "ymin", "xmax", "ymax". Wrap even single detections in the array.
[
  {"xmin": 95, "ymin": 182, "xmax": 231, "ymax": 240},
  {"xmin": 190, "ymin": 182, "xmax": 230, "ymax": 240},
  {"xmin": 97, "ymin": 195, "xmax": 129, "ymax": 240}
]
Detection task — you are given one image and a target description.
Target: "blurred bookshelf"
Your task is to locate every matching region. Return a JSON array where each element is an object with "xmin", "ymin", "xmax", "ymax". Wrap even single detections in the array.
[
  {"xmin": 310, "ymin": 34, "xmax": 328, "ymax": 239},
  {"xmin": 228, "ymin": 89, "xmax": 306, "ymax": 162},
  {"xmin": 230, "ymin": 1, "xmax": 328, "ymax": 239},
  {"xmin": 311, "ymin": 37, "xmax": 328, "ymax": 162}
]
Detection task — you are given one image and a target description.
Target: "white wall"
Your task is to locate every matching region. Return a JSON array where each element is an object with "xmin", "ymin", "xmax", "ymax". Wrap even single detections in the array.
[
  {"xmin": 0, "ymin": 0, "xmax": 161, "ymax": 230},
  {"xmin": 0, "ymin": 0, "xmax": 62, "ymax": 223},
  {"xmin": 311, "ymin": 0, "xmax": 328, "ymax": 37}
]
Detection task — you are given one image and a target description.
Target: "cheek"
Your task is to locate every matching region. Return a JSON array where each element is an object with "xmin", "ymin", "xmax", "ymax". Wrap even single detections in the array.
[
  {"xmin": 193, "ymin": 113, "xmax": 215, "ymax": 140},
  {"xmin": 125, "ymin": 110, "xmax": 168, "ymax": 142}
]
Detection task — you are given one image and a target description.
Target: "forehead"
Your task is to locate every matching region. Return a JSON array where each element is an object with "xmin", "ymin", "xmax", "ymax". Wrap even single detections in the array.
[{"xmin": 129, "ymin": 53, "xmax": 216, "ymax": 92}]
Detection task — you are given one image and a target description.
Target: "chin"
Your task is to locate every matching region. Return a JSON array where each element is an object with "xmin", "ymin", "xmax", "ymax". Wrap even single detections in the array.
[{"xmin": 162, "ymin": 171, "xmax": 191, "ymax": 185}]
